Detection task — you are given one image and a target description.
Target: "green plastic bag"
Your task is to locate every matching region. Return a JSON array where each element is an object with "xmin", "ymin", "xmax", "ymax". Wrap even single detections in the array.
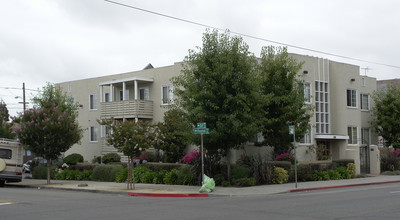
[{"xmin": 199, "ymin": 174, "xmax": 215, "ymax": 193}]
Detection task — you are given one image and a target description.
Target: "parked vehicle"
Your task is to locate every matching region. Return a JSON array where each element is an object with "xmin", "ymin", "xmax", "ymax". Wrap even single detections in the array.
[
  {"xmin": 22, "ymin": 160, "xmax": 32, "ymax": 173},
  {"xmin": 0, "ymin": 139, "xmax": 23, "ymax": 186}
]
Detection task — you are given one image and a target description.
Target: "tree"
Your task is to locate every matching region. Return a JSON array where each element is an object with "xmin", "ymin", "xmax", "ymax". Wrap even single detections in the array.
[
  {"xmin": 173, "ymin": 30, "xmax": 261, "ymax": 177},
  {"xmin": 102, "ymin": 120, "xmax": 155, "ymax": 190},
  {"xmin": 0, "ymin": 100, "xmax": 10, "ymax": 122},
  {"xmin": 0, "ymin": 100, "xmax": 15, "ymax": 139},
  {"xmin": 372, "ymin": 83, "xmax": 400, "ymax": 148},
  {"xmin": 258, "ymin": 46, "xmax": 313, "ymax": 155},
  {"xmin": 158, "ymin": 109, "xmax": 193, "ymax": 163},
  {"xmin": 15, "ymin": 83, "xmax": 83, "ymax": 184}
]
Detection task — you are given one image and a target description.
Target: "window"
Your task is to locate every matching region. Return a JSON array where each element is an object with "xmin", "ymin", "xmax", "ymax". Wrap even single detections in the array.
[
  {"xmin": 347, "ymin": 126, "xmax": 358, "ymax": 144},
  {"xmin": 361, "ymin": 128, "xmax": 370, "ymax": 145},
  {"xmin": 0, "ymin": 149, "xmax": 11, "ymax": 159},
  {"xmin": 89, "ymin": 94, "xmax": 97, "ymax": 110},
  {"xmin": 119, "ymin": 90, "xmax": 123, "ymax": 101},
  {"xmin": 101, "ymin": 125, "xmax": 111, "ymax": 138},
  {"xmin": 347, "ymin": 89, "xmax": 357, "ymax": 108},
  {"xmin": 300, "ymin": 125, "xmax": 312, "ymax": 144},
  {"xmin": 162, "ymin": 85, "xmax": 173, "ymax": 105},
  {"xmin": 360, "ymin": 94, "xmax": 369, "ymax": 111},
  {"xmin": 315, "ymin": 81, "xmax": 329, "ymax": 134},
  {"xmin": 303, "ymin": 83, "xmax": 311, "ymax": 103},
  {"xmin": 362, "ymin": 77, "xmax": 366, "ymax": 87},
  {"xmin": 90, "ymin": 126, "xmax": 98, "ymax": 142},
  {"xmin": 139, "ymin": 88, "xmax": 150, "ymax": 100},
  {"xmin": 104, "ymin": 93, "xmax": 110, "ymax": 102}
]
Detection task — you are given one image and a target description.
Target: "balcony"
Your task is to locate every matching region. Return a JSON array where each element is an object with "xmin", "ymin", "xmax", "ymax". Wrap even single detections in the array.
[{"xmin": 100, "ymin": 100, "xmax": 153, "ymax": 119}]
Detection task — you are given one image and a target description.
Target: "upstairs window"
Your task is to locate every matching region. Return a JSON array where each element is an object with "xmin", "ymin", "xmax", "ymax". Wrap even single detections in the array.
[
  {"xmin": 360, "ymin": 93, "xmax": 369, "ymax": 111},
  {"xmin": 300, "ymin": 125, "xmax": 312, "ymax": 144},
  {"xmin": 162, "ymin": 85, "xmax": 173, "ymax": 105},
  {"xmin": 303, "ymin": 83, "xmax": 311, "ymax": 103},
  {"xmin": 89, "ymin": 94, "xmax": 97, "ymax": 110},
  {"xmin": 346, "ymin": 89, "xmax": 357, "ymax": 108},
  {"xmin": 139, "ymin": 88, "xmax": 150, "ymax": 100}
]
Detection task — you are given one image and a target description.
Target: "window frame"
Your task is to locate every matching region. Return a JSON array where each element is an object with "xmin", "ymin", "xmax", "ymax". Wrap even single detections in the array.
[
  {"xmin": 89, "ymin": 94, "xmax": 98, "ymax": 110},
  {"xmin": 0, "ymin": 149, "xmax": 12, "ymax": 159},
  {"xmin": 90, "ymin": 126, "xmax": 98, "ymax": 142},
  {"xmin": 347, "ymin": 126, "xmax": 358, "ymax": 144},
  {"xmin": 303, "ymin": 82, "xmax": 311, "ymax": 104},
  {"xmin": 299, "ymin": 125, "xmax": 312, "ymax": 145},
  {"xmin": 346, "ymin": 89, "xmax": 357, "ymax": 108},
  {"xmin": 161, "ymin": 85, "xmax": 173, "ymax": 105},
  {"xmin": 360, "ymin": 93, "xmax": 370, "ymax": 111}
]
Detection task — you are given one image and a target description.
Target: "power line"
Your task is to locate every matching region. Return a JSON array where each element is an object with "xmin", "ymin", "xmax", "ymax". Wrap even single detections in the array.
[
  {"xmin": 0, "ymin": 86, "xmax": 38, "ymax": 92},
  {"xmin": 104, "ymin": 0, "xmax": 400, "ymax": 69}
]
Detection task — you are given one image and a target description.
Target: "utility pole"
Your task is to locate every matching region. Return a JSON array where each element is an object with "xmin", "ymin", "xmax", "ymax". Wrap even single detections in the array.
[{"xmin": 22, "ymin": 82, "xmax": 26, "ymax": 111}]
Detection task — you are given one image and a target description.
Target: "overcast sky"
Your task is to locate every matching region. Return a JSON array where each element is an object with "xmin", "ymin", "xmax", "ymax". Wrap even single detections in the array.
[{"xmin": 1, "ymin": 0, "xmax": 399, "ymax": 117}]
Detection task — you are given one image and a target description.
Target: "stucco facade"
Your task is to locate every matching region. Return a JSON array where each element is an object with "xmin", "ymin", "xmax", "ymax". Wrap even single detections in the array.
[{"xmin": 58, "ymin": 54, "xmax": 378, "ymax": 173}]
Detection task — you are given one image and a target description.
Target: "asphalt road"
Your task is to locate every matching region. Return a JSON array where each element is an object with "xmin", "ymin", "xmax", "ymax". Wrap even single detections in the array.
[{"xmin": 1, "ymin": 183, "xmax": 400, "ymax": 220}]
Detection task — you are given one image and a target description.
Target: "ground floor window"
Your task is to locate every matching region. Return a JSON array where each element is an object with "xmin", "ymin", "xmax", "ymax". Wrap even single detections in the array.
[
  {"xmin": 90, "ymin": 126, "xmax": 98, "ymax": 142},
  {"xmin": 347, "ymin": 126, "xmax": 358, "ymax": 144}
]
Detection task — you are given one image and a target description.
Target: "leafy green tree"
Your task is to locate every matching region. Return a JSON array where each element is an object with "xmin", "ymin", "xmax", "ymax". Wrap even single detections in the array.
[
  {"xmin": 372, "ymin": 83, "xmax": 400, "ymax": 148},
  {"xmin": 0, "ymin": 100, "xmax": 10, "ymax": 122},
  {"xmin": 258, "ymin": 46, "xmax": 312, "ymax": 155},
  {"xmin": 0, "ymin": 100, "xmax": 15, "ymax": 139},
  {"xmin": 158, "ymin": 109, "xmax": 193, "ymax": 163},
  {"xmin": 15, "ymin": 83, "xmax": 83, "ymax": 184},
  {"xmin": 102, "ymin": 120, "xmax": 156, "ymax": 189},
  {"xmin": 173, "ymin": 30, "xmax": 261, "ymax": 177}
]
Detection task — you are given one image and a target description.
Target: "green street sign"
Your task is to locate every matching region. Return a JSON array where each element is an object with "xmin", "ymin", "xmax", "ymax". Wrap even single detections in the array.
[
  {"xmin": 194, "ymin": 128, "xmax": 209, "ymax": 134},
  {"xmin": 197, "ymin": 122, "xmax": 206, "ymax": 128},
  {"xmin": 289, "ymin": 125, "xmax": 295, "ymax": 134}
]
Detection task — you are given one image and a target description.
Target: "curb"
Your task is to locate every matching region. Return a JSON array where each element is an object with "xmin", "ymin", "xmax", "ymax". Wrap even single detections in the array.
[
  {"xmin": 289, "ymin": 180, "xmax": 400, "ymax": 193},
  {"xmin": 128, "ymin": 192, "xmax": 209, "ymax": 197}
]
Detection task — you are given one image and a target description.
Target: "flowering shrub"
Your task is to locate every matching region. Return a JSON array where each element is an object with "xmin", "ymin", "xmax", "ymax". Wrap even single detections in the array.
[
  {"xmin": 182, "ymin": 149, "xmax": 201, "ymax": 164},
  {"xmin": 139, "ymin": 151, "xmax": 154, "ymax": 161},
  {"xmin": 275, "ymin": 152, "xmax": 294, "ymax": 163},
  {"xmin": 391, "ymin": 150, "xmax": 400, "ymax": 157}
]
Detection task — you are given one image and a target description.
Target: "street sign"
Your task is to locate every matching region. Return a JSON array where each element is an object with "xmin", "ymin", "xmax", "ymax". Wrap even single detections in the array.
[
  {"xmin": 289, "ymin": 125, "xmax": 295, "ymax": 134},
  {"xmin": 197, "ymin": 122, "xmax": 206, "ymax": 128},
  {"xmin": 194, "ymin": 128, "xmax": 209, "ymax": 134}
]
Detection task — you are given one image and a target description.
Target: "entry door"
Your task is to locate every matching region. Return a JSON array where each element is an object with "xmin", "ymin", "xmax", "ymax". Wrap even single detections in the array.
[{"xmin": 360, "ymin": 145, "xmax": 370, "ymax": 174}]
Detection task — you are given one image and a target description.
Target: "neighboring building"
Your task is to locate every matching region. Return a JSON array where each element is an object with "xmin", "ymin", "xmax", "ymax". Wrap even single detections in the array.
[
  {"xmin": 377, "ymin": 78, "xmax": 400, "ymax": 91},
  {"xmin": 58, "ymin": 54, "xmax": 379, "ymax": 174}
]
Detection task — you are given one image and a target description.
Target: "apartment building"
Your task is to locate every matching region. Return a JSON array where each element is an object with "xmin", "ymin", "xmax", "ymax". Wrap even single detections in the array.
[{"xmin": 58, "ymin": 54, "xmax": 379, "ymax": 173}]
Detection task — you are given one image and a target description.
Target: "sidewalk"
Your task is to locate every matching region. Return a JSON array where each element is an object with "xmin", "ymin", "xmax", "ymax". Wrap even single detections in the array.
[{"xmin": 8, "ymin": 175, "xmax": 400, "ymax": 197}]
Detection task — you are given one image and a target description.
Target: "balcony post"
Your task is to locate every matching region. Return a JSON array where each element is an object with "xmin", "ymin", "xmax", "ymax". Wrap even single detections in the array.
[
  {"xmin": 122, "ymin": 82, "xmax": 126, "ymax": 101},
  {"xmin": 110, "ymin": 84, "xmax": 113, "ymax": 102},
  {"xmin": 134, "ymin": 80, "xmax": 138, "ymax": 100},
  {"xmin": 99, "ymin": 85, "xmax": 103, "ymax": 103}
]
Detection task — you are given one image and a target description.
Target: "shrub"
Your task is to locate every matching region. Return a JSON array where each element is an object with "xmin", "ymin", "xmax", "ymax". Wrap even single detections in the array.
[
  {"xmin": 272, "ymin": 167, "xmax": 289, "ymax": 184},
  {"xmin": 182, "ymin": 149, "xmax": 201, "ymax": 164},
  {"xmin": 336, "ymin": 167, "xmax": 351, "ymax": 179},
  {"xmin": 213, "ymin": 173, "xmax": 226, "ymax": 186},
  {"xmin": 275, "ymin": 152, "xmax": 294, "ymax": 164},
  {"xmin": 63, "ymin": 153, "xmax": 84, "ymax": 165},
  {"xmin": 141, "ymin": 171, "xmax": 157, "ymax": 183},
  {"xmin": 32, "ymin": 165, "xmax": 58, "ymax": 179},
  {"xmin": 91, "ymin": 164, "xmax": 123, "ymax": 182},
  {"xmin": 347, "ymin": 163, "xmax": 356, "ymax": 178},
  {"xmin": 176, "ymin": 164, "xmax": 196, "ymax": 185},
  {"xmin": 163, "ymin": 169, "xmax": 178, "ymax": 185},
  {"xmin": 92, "ymin": 156, "xmax": 102, "ymax": 164},
  {"xmin": 56, "ymin": 169, "xmax": 92, "ymax": 180},
  {"xmin": 327, "ymin": 170, "xmax": 341, "ymax": 180},
  {"xmin": 115, "ymin": 168, "xmax": 128, "ymax": 183},
  {"xmin": 232, "ymin": 177, "xmax": 256, "ymax": 187},
  {"xmin": 313, "ymin": 170, "xmax": 330, "ymax": 181},
  {"xmin": 143, "ymin": 162, "xmax": 182, "ymax": 172},
  {"xmin": 221, "ymin": 181, "xmax": 230, "ymax": 187},
  {"xmin": 139, "ymin": 151, "xmax": 154, "ymax": 162},
  {"xmin": 231, "ymin": 165, "xmax": 251, "ymax": 180},
  {"xmin": 134, "ymin": 166, "xmax": 152, "ymax": 183},
  {"xmin": 153, "ymin": 170, "xmax": 167, "ymax": 184},
  {"xmin": 380, "ymin": 148, "xmax": 400, "ymax": 172},
  {"xmin": 69, "ymin": 164, "xmax": 97, "ymax": 171},
  {"xmin": 333, "ymin": 159, "xmax": 355, "ymax": 168},
  {"xmin": 102, "ymin": 153, "xmax": 121, "ymax": 164}
]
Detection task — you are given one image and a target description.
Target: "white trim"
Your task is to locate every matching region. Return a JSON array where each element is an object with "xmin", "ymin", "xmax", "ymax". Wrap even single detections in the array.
[
  {"xmin": 315, "ymin": 134, "xmax": 349, "ymax": 140},
  {"xmin": 99, "ymin": 77, "xmax": 153, "ymax": 86}
]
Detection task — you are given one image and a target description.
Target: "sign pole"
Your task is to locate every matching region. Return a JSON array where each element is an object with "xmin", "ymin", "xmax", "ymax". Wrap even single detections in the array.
[
  {"xmin": 201, "ymin": 133, "xmax": 204, "ymax": 184},
  {"xmin": 293, "ymin": 128, "xmax": 298, "ymax": 189}
]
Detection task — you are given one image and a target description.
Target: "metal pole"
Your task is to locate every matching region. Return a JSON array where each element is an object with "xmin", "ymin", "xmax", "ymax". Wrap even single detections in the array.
[
  {"xmin": 201, "ymin": 133, "xmax": 204, "ymax": 184},
  {"xmin": 22, "ymin": 82, "xmax": 26, "ymax": 111},
  {"xmin": 294, "ymin": 129, "xmax": 298, "ymax": 188}
]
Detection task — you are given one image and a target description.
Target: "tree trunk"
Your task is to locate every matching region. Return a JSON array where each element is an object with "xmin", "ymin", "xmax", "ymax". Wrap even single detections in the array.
[
  {"xmin": 127, "ymin": 157, "xmax": 130, "ymax": 190},
  {"xmin": 131, "ymin": 159, "xmax": 135, "ymax": 190},
  {"xmin": 46, "ymin": 160, "xmax": 51, "ymax": 185}
]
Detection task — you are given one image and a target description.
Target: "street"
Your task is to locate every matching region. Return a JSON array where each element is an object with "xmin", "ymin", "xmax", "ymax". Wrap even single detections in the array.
[{"xmin": 1, "ymin": 183, "xmax": 400, "ymax": 220}]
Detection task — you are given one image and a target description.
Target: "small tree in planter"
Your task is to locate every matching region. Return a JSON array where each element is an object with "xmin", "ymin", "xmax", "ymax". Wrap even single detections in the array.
[{"xmin": 101, "ymin": 119, "xmax": 157, "ymax": 190}]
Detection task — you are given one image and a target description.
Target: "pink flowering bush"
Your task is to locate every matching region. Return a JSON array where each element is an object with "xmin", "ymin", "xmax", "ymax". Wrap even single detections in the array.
[
  {"xmin": 391, "ymin": 150, "xmax": 400, "ymax": 157},
  {"xmin": 182, "ymin": 149, "xmax": 201, "ymax": 164},
  {"xmin": 275, "ymin": 152, "xmax": 294, "ymax": 163}
]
